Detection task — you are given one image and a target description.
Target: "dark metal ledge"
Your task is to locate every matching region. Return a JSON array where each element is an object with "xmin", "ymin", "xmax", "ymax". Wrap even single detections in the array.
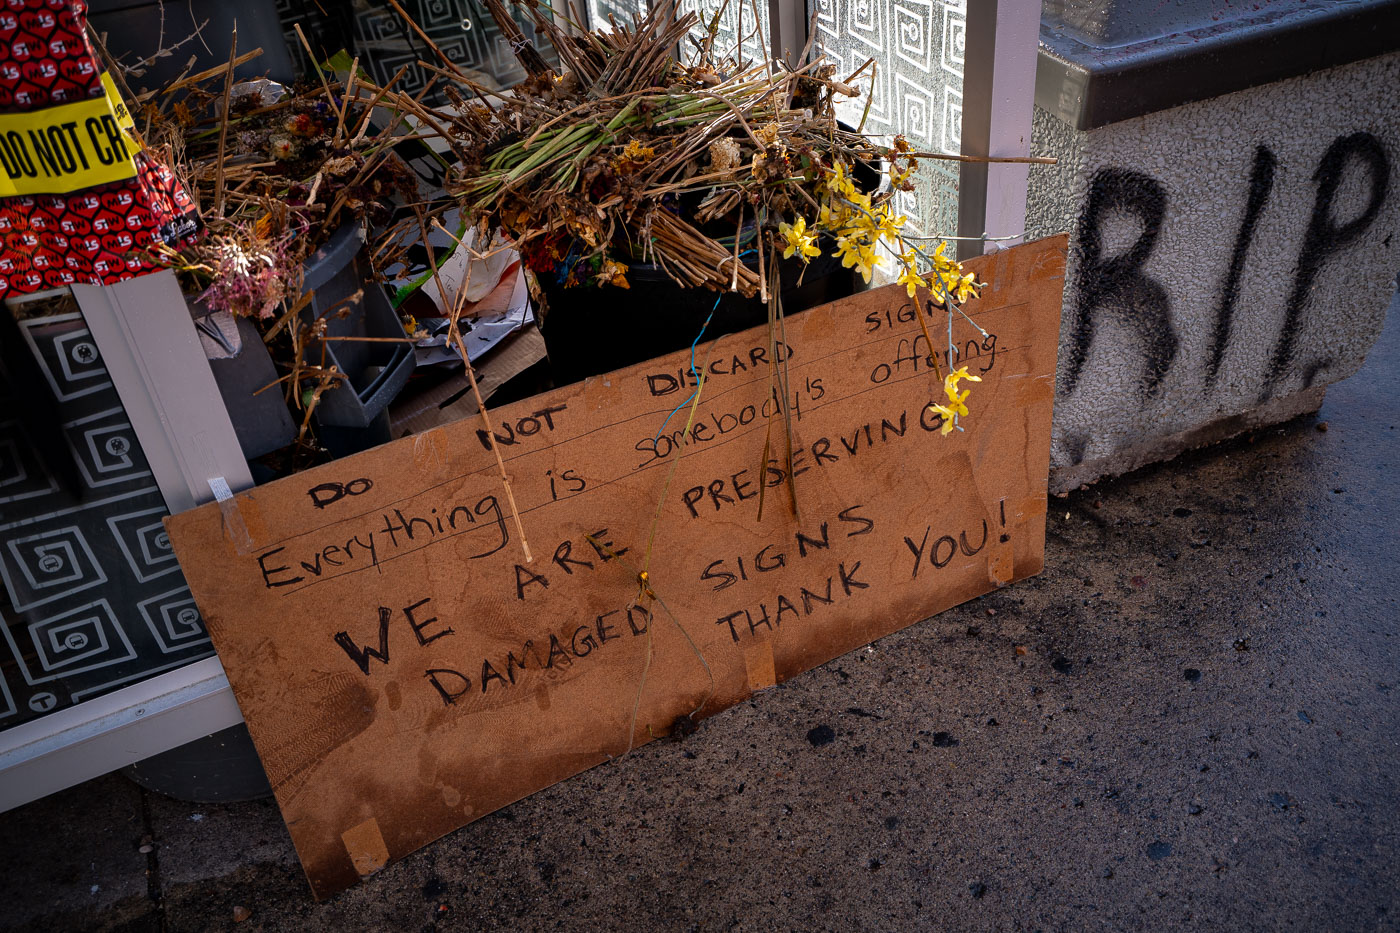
[{"xmin": 1037, "ymin": 0, "xmax": 1400, "ymax": 130}]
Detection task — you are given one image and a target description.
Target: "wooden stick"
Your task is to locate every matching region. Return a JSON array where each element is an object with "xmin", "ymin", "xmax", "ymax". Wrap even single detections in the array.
[
  {"xmin": 333, "ymin": 56, "xmax": 359, "ymax": 143},
  {"xmin": 160, "ymin": 49, "xmax": 264, "ymax": 94},
  {"xmin": 352, "ymin": 64, "xmax": 411, "ymax": 143},
  {"xmin": 413, "ymin": 208, "xmax": 533, "ymax": 563},
  {"xmin": 212, "ymin": 25, "xmax": 237, "ymax": 218},
  {"xmin": 293, "ymin": 23, "xmax": 335, "ymax": 103},
  {"xmin": 320, "ymin": 335, "xmax": 417, "ymax": 343},
  {"xmin": 908, "ymin": 151, "xmax": 1057, "ymax": 165}
]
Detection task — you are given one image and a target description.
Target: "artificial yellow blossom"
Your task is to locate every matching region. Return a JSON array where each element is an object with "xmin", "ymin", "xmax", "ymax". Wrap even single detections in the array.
[
  {"xmin": 945, "ymin": 365, "xmax": 983, "ymax": 396},
  {"xmin": 834, "ymin": 234, "xmax": 877, "ymax": 282},
  {"xmin": 928, "ymin": 402, "xmax": 956, "ymax": 435},
  {"xmin": 825, "ymin": 161, "xmax": 855, "ymax": 199},
  {"xmin": 778, "ymin": 217, "xmax": 821, "ymax": 263},
  {"xmin": 896, "ymin": 261, "xmax": 925, "ymax": 297}
]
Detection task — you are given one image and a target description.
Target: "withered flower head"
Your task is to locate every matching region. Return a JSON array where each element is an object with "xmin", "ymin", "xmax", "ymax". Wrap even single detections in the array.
[{"xmin": 708, "ymin": 137, "xmax": 741, "ymax": 173}]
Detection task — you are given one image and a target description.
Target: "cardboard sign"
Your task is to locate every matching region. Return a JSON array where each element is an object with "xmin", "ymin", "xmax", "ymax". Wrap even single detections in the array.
[{"xmin": 167, "ymin": 234, "xmax": 1066, "ymax": 899}]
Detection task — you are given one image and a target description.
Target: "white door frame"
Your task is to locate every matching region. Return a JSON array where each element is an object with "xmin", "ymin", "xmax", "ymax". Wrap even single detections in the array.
[{"xmin": 0, "ymin": 273, "xmax": 250, "ymax": 812}]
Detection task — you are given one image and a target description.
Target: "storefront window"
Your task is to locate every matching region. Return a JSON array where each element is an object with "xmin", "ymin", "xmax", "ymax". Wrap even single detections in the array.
[
  {"xmin": 275, "ymin": 0, "xmax": 560, "ymax": 100},
  {"xmin": 0, "ymin": 295, "xmax": 215, "ymax": 731},
  {"xmin": 811, "ymin": 0, "xmax": 965, "ymax": 238}
]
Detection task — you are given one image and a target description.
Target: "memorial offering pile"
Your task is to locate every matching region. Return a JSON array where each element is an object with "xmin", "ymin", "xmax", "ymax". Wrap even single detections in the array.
[
  {"xmin": 441, "ymin": 1, "xmax": 989, "ymax": 433},
  {"xmin": 136, "ymin": 57, "xmax": 422, "ymax": 316},
  {"xmin": 123, "ymin": 41, "xmax": 445, "ymax": 452}
]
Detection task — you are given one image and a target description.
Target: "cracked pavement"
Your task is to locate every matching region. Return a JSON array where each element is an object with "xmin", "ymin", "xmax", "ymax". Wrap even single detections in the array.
[{"xmin": 3, "ymin": 291, "xmax": 1397, "ymax": 932}]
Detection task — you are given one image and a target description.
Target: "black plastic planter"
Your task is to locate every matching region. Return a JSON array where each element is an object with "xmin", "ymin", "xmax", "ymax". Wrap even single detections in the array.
[
  {"xmin": 300, "ymin": 224, "xmax": 415, "ymax": 430},
  {"xmin": 538, "ymin": 151, "xmax": 881, "ymax": 386},
  {"xmin": 538, "ymin": 246, "xmax": 859, "ymax": 386},
  {"xmin": 88, "ymin": 0, "xmax": 295, "ymax": 91},
  {"xmin": 192, "ymin": 304, "xmax": 297, "ymax": 460},
  {"xmin": 123, "ymin": 724, "xmax": 273, "ymax": 803}
]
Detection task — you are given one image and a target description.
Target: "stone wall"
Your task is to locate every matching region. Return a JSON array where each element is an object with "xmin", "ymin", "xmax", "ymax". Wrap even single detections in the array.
[{"xmin": 1025, "ymin": 51, "xmax": 1400, "ymax": 488}]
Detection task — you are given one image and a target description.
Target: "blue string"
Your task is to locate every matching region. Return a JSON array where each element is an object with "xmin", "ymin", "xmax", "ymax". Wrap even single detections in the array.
[{"xmin": 654, "ymin": 297, "xmax": 720, "ymax": 442}]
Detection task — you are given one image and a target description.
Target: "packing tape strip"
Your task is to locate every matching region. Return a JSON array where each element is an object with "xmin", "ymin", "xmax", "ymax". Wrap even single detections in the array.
[
  {"xmin": 986, "ymin": 495, "xmax": 1037, "ymax": 586},
  {"xmin": 412, "ymin": 427, "xmax": 447, "ymax": 475},
  {"xmin": 341, "ymin": 817, "xmax": 390, "ymax": 878},
  {"xmin": 743, "ymin": 641, "xmax": 777, "ymax": 692},
  {"xmin": 209, "ymin": 476, "xmax": 254, "ymax": 555}
]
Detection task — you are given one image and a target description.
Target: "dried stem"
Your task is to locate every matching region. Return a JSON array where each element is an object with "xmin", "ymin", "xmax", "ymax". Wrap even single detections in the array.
[
  {"xmin": 412, "ymin": 207, "xmax": 533, "ymax": 563},
  {"xmin": 211, "ymin": 25, "xmax": 237, "ymax": 217}
]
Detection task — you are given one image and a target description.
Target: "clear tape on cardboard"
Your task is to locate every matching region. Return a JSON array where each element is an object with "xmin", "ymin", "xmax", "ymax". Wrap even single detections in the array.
[
  {"xmin": 341, "ymin": 817, "xmax": 390, "ymax": 878},
  {"xmin": 209, "ymin": 476, "xmax": 254, "ymax": 555},
  {"xmin": 743, "ymin": 641, "xmax": 777, "ymax": 692}
]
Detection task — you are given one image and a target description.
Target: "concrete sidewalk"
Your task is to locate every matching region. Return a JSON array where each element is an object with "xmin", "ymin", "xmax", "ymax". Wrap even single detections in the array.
[{"xmin": 5, "ymin": 289, "xmax": 1398, "ymax": 932}]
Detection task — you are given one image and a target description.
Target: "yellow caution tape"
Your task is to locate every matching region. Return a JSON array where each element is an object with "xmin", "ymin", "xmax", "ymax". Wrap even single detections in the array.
[{"xmin": 0, "ymin": 72, "xmax": 143, "ymax": 197}]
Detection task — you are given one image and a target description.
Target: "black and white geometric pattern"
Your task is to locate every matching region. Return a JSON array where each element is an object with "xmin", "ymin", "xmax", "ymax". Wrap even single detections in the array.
[
  {"xmin": 0, "ymin": 309, "xmax": 214, "ymax": 733},
  {"xmin": 576, "ymin": 0, "xmax": 962, "ymax": 239},
  {"xmin": 275, "ymin": 0, "xmax": 558, "ymax": 105},
  {"xmin": 106, "ymin": 498, "xmax": 183, "ymax": 584},
  {"xmin": 580, "ymin": 0, "xmax": 769, "ymax": 65},
  {"xmin": 0, "ymin": 421, "xmax": 59, "ymax": 505},
  {"xmin": 679, "ymin": 0, "xmax": 770, "ymax": 65},
  {"xmin": 62, "ymin": 409, "xmax": 149, "ymax": 489},
  {"xmin": 18, "ymin": 312, "xmax": 111, "ymax": 402},
  {"xmin": 2, "ymin": 523, "xmax": 108, "ymax": 613},
  {"xmin": 136, "ymin": 587, "xmax": 208, "ymax": 654},
  {"xmin": 24, "ymin": 599, "xmax": 136, "ymax": 682},
  {"xmin": 813, "ymin": 0, "xmax": 963, "ymax": 238}
]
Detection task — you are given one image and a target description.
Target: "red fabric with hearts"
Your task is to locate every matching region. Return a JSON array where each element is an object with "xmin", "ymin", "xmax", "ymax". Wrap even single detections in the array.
[{"xmin": 0, "ymin": 0, "xmax": 199, "ymax": 298}]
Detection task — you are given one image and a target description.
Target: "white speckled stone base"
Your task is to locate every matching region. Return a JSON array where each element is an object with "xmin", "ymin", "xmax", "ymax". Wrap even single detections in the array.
[{"xmin": 1026, "ymin": 50, "xmax": 1400, "ymax": 476}]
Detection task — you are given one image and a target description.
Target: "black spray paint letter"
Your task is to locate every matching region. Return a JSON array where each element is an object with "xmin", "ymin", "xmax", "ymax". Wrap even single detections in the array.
[
  {"xmin": 1064, "ymin": 168, "xmax": 1176, "ymax": 399},
  {"xmin": 1209, "ymin": 146, "xmax": 1278, "ymax": 385},
  {"xmin": 1263, "ymin": 132, "xmax": 1390, "ymax": 398}
]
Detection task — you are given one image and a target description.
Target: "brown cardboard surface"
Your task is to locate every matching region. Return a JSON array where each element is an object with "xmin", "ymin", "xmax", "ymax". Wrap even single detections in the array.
[
  {"xmin": 388, "ymin": 323, "xmax": 547, "ymax": 438},
  {"xmin": 166, "ymin": 234, "xmax": 1067, "ymax": 899}
]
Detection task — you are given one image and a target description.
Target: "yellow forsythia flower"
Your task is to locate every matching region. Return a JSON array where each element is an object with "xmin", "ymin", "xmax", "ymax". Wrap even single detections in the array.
[
  {"xmin": 897, "ymin": 262, "xmax": 925, "ymax": 297},
  {"xmin": 873, "ymin": 206, "xmax": 905, "ymax": 244},
  {"xmin": 825, "ymin": 161, "xmax": 856, "ymax": 199},
  {"xmin": 945, "ymin": 365, "xmax": 982, "ymax": 395},
  {"xmin": 928, "ymin": 402, "xmax": 957, "ymax": 435},
  {"xmin": 941, "ymin": 365, "xmax": 983, "ymax": 419},
  {"xmin": 817, "ymin": 199, "xmax": 857, "ymax": 237},
  {"xmin": 834, "ymin": 234, "xmax": 877, "ymax": 282},
  {"xmin": 778, "ymin": 217, "xmax": 822, "ymax": 262}
]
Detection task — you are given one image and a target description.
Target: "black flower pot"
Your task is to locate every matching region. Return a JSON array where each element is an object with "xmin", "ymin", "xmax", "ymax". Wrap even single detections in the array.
[
  {"xmin": 538, "ymin": 152, "xmax": 881, "ymax": 385},
  {"xmin": 190, "ymin": 301, "xmax": 297, "ymax": 459},
  {"xmin": 538, "ymin": 243, "xmax": 861, "ymax": 386}
]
